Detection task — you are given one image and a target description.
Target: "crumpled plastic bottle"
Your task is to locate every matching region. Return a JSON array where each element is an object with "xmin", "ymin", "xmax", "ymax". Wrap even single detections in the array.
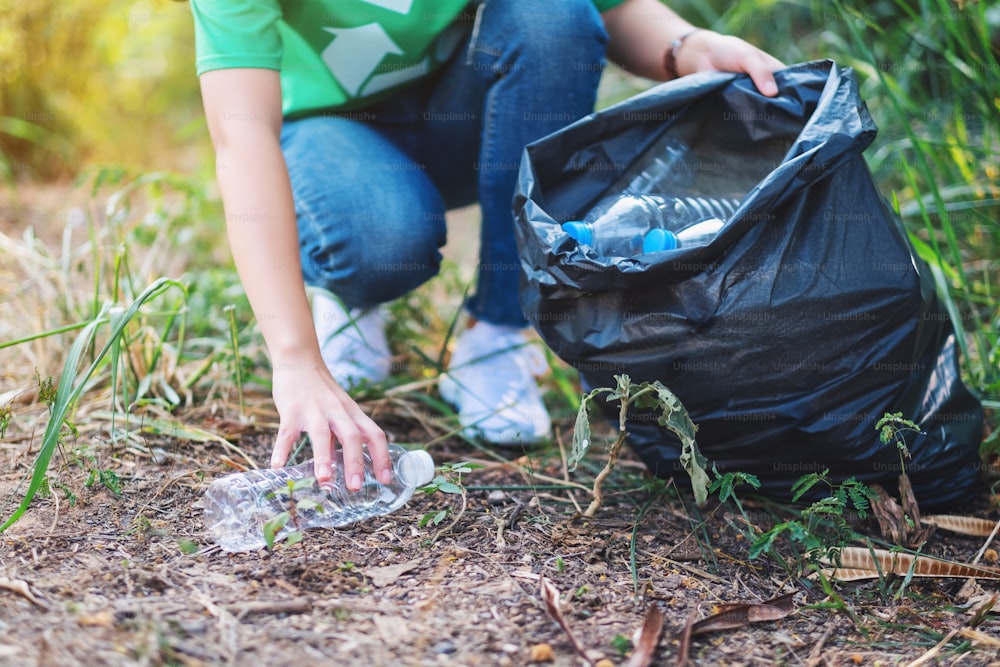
[{"xmin": 202, "ymin": 445, "xmax": 435, "ymax": 552}]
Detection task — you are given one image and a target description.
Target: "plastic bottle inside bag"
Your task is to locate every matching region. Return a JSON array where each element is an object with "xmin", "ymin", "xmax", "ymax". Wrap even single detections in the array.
[
  {"xmin": 642, "ymin": 218, "xmax": 727, "ymax": 252},
  {"xmin": 202, "ymin": 444, "xmax": 435, "ymax": 552},
  {"xmin": 562, "ymin": 194, "xmax": 739, "ymax": 257},
  {"xmin": 620, "ymin": 135, "xmax": 689, "ymax": 194}
]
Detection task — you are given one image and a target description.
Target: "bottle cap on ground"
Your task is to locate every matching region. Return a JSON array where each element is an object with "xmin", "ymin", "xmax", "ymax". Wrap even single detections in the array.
[{"xmin": 398, "ymin": 449, "xmax": 435, "ymax": 486}]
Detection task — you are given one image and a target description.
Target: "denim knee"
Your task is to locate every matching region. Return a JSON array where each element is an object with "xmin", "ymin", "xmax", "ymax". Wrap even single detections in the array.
[
  {"xmin": 298, "ymin": 204, "xmax": 446, "ymax": 310},
  {"xmin": 282, "ymin": 116, "xmax": 448, "ymax": 310}
]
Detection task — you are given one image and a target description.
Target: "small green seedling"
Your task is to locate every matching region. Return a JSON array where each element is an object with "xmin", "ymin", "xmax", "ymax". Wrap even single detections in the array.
[
  {"xmin": 418, "ymin": 461, "xmax": 482, "ymax": 529},
  {"xmin": 611, "ymin": 634, "xmax": 632, "ymax": 656},
  {"xmin": 876, "ymin": 411, "xmax": 920, "ymax": 471},
  {"xmin": 262, "ymin": 477, "xmax": 324, "ymax": 549},
  {"xmin": 572, "ymin": 374, "xmax": 708, "ymax": 515},
  {"xmin": 85, "ymin": 468, "xmax": 122, "ymax": 496},
  {"xmin": 710, "ymin": 467, "xmax": 761, "ymax": 517}
]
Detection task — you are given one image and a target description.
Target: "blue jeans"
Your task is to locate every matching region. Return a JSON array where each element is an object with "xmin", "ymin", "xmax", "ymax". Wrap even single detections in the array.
[{"xmin": 281, "ymin": 0, "xmax": 607, "ymax": 327}]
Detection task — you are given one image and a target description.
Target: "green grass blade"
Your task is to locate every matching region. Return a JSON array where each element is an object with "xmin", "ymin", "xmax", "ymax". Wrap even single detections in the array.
[{"xmin": 0, "ymin": 277, "xmax": 183, "ymax": 534}]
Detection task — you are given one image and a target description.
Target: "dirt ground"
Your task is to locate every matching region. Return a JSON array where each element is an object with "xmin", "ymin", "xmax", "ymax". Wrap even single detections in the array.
[{"xmin": 2, "ymin": 409, "xmax": 1000, "ymax": 667}]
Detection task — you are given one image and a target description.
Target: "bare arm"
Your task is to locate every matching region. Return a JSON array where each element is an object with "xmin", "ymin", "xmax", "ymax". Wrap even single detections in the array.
[
  {"xmin": 199, "ymin": 68, "xmax": 391, "ymax": 490},
  {"xmin": 602, "ymin": 0, "xmax": 784, "ymax": 96}
]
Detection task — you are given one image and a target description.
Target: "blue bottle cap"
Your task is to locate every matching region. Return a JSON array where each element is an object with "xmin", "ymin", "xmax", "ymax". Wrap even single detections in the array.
[
  {"xmin": 562, "ymin": 221, "xmax": 592, "ymax": 246},
  {"xmin": 642, "ymin": 228, "xmax": 678, "ymax": 253}
]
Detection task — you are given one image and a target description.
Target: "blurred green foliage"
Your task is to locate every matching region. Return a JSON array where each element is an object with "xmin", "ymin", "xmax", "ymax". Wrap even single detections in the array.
[{"xmin": 0, "ymin": 0, "xmax": 205, "ymax": 179}]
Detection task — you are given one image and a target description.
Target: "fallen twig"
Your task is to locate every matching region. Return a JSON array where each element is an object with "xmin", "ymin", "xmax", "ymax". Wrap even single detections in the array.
[
  {"xmin": 903, "ymin": 627, "xmax": 961, "ymax": 667},
  {"xmin": 221, "ymin": 598, "xmax": 313, "ymax": 618}
]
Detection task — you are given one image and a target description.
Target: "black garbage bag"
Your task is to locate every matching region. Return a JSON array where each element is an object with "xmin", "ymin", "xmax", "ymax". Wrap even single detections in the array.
[{"xmin": 514, "ymin": 60, "xmax": 983, "ymax": 510}]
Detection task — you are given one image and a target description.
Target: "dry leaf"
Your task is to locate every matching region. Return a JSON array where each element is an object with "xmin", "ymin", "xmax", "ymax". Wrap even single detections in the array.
[
  {"xmin": 960, "ymin": 626, "xmax": 1000, "ymax": 647},
  {"xmin": 372, "ymin": 614, "xmax": 411, "ymax": 647},
  {"xmin": 689, "ymin": 592, "xmax": 796, "ymax": 635},
  {"xmin": 672, "ymin": 593, "xmax": 795, "ymax": 666},
  {"xmin": 529, "ymin": 643, "xmax": 555, "ymax": 663},
  {"xmin": 955, "ymin": 577, "xmax": 983, "ymax": 604},
  {"xmin": 366, "ymin": 559, "xmax": 422, "ymax": 588},
  {"xmin": 822, "ymin": 547, "xmax": 1000, "ymax": 581},
  {"xmin": 0, "ymin": 577, "xmax": 48, "ymax": 609},
  {"xmin": 675, "ymin": 614, "xmax": 695, "ymax": 667},
  {"xmin": 870, "ymin": 483, "xmax": 933, "ymax": 548},
  {"xmin": 0, "ymin": 645, "xmax": 23, "ymax": 658},
  {"xmin": 624, "ymin": 605, "xmax": 664, "ymax": 667},
  {"xmin": 539, "ymin": 576, "xmax": 592, "ymax": 666},
  {"xmin": 920, "ymin": 515, "xmax": 998, "ymax": 537},
  {"xmin": 78, "ymin": 610, "xmax": 115, "ymax": 627}
]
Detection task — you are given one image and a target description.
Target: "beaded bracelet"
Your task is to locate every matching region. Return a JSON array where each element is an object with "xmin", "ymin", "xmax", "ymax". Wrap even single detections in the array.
[{"xmin": 663, "ymin": 28, "xmax": 701, "ymax": 80}]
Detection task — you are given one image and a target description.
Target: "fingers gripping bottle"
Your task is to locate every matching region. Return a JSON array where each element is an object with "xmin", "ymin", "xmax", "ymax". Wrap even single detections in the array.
[{"xmin": 202, "ymin": 444, "xmax": 436, "ymax": 552}]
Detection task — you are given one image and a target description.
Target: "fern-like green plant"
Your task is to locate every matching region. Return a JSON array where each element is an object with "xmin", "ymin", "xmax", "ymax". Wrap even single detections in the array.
[{"xmin": 748, "ymin": 470, "xmax": 877, "ymax": 572}]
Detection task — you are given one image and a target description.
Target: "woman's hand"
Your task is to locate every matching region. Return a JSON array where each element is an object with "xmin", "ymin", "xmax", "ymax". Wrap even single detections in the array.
[
  {"xmin": 603, "ymin": 0, "xmax": 784, "ymax": 97},
  {"xmin": 270, "ymin": 356, "xmax": 391, "ymax": 490},
  {"xmin": 674, "ymin": 30, "xmax": 784, "ymax": 97}
]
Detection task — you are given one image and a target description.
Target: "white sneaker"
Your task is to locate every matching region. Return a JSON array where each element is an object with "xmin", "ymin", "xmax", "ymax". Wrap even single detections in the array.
[
  {"xmin": 308, "ymin": 287, "xmax": 391, "ymax": 388},
  {"xmin": 438, "ymin": 321, "xmax": 552, "ymax": 446}
]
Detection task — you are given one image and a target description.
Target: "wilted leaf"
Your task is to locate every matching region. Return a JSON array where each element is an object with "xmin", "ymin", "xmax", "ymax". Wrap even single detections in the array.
[
  {"xmin": 569, "ymin": 389, "xmax": 601, "ymax": 472},
  {"xmin": 644, "ymin": 381, "xmax": 708, "ymax": 506},
  {"xmin": 624, "ymin": 605, "xmax": 665, "ymax": 667}
]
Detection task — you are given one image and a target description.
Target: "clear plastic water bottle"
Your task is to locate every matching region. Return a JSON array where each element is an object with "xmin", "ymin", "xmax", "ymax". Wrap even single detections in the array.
[
  {"xmin": 562, "ymin": 195, "xmax": 739, "ymax": 257},
  {"xmin": 618, "ymin": 135, "xmax": 689, "ymax": 194},
  {"xmin": 202, "ymin": 445, "xmax": 436, "ymax": 552},
  {"xmin": 642, "ymin": 218, "xmax": 726, "ymax": 252}
]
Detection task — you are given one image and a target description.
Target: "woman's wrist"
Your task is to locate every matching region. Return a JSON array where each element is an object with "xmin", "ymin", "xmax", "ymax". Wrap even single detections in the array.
[{"xmin": 662, "ymin": 28, "xmax": 702, "ymax": 79}]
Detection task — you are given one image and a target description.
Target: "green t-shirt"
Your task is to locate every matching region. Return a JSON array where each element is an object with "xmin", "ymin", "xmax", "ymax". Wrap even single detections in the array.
[{"xmin": 191, "ymin": 0, "xmax": 626, "ymax": 118}]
